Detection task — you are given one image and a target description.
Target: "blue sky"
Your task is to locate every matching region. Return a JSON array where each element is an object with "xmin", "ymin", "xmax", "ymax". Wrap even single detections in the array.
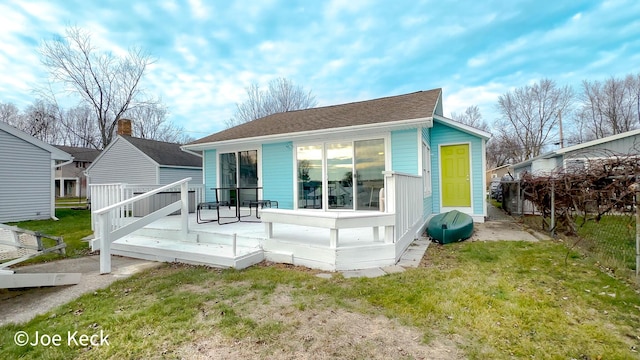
[{"xmin": 1, "ymin": 0, "xmax": 639, "ymax": 138}]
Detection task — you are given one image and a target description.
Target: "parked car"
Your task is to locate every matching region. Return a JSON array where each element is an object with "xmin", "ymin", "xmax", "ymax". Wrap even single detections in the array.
[{"xmin": 489, "ymin": 180, "xmax": 503, "ymax": 202}]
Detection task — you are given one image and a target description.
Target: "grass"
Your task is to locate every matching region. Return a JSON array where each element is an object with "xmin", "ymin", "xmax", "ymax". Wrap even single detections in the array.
[
  {"xmin": 522, "ymin": 213, "xmax": 637, "ymax": 278},
  {"xmin": 1, "ymin": 241, "xmax": 639, "ymax": 359},
  {"xmin": 55, "ymin": 197, "xmax": 87, "ymax": 204},
  {"xmin": 7, "ymin": 209, "xmax": 92, "ymax": 264}
]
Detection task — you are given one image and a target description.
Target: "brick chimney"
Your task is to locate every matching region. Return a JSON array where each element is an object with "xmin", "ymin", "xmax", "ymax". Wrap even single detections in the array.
[{"xmin": 117, "ymin": 119, "xmax": 132, "ymax": 136}]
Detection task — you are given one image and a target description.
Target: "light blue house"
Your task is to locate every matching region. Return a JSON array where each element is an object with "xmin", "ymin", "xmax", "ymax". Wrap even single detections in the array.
[{"xmin": 180, "ymin": 88, "xmax": 490, "ymax": 270}]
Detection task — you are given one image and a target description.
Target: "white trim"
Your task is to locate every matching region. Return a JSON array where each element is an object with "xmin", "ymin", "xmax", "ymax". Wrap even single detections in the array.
[
  {"xmin": 433, "ymin": 115, "xmax": 491, "ymax": 140},
  {"xmin": 184, "ymin": 117, "xmax": 433, "ymax": 151},
  {"xmin": 481, "ymin": 138, "xmax": 488, "ymax": 219},
  {"xmin": 438, "ymin": 142, "xmax": 473, "ymax": 214},
  {"xmin": 180, "ymin": 147, "xmax": 202, "ymax": 158},
  {"xmin": 159, "ymin": 165, "xmax": 203, "ymax": 170},
  {"xmin": 422, "ymin": 140, "xmax": 432, "ymax": 197}
]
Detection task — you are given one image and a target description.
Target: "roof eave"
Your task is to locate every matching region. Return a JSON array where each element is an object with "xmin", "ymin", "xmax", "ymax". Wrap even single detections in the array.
[
  {"xmin": 183, "ymin": 117, "xmax": 434, "ymax": 151},
  {"xmin": 433, "ymin": 115, "xmax": 491, "ymax": 139},
  {"xmin": 555, "ymin": 128, "xmax": 640, "ymax": 155}
]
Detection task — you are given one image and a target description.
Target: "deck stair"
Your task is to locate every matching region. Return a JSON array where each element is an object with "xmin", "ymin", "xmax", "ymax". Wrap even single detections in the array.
[
  {"xmin": 107, "ymin": 227, "xmax": 264, "ymax": 269},
  {"xmin": 0, "ymin": 224, "xmax": 81, "ymax": 288}
]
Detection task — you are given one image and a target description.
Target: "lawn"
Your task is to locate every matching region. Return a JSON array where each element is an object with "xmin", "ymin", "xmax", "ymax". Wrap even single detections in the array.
[
  {"xmin": 521, "ymin": 213, "xmax": 637, "ymax": 280},
  {"xmin": 8, "ymin": 209, "xmax": 92, "ymax": 264},
  {"xmin": 1, "ymin": 240, "xmax": 639, "ymax": 359}
]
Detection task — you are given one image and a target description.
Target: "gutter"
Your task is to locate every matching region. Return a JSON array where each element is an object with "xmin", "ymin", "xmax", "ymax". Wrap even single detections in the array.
[
  {"xmin": 53, "ymin": 158, "xmax": 74, "ymax": 168},
  {"xmin": 180, "ymin": 147, "xmax": 203, "ymax": 158}
]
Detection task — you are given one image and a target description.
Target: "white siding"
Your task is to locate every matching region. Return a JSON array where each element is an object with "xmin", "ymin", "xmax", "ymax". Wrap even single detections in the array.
[
  {"xmin": 87, "ymin": 138, "xmax": 157, "ymax": 184},
  {"xmin": 159, "ymin": 167, "xmax": 203, "ymax": 185},
  {"xmin": 0, "ymin": 129, "xmax": 52, "ymax": 222}
]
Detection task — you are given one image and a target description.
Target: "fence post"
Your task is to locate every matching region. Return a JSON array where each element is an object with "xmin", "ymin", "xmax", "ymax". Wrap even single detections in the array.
[
  {"xmin": 633, "ymin": 183, "xmax": 640, "ymax": 277},
  {"xmin": 99, "ymin": 213, "xmax": 111, "ymax": 274},
  {"xmin": 550, "ymin": 181, "xmax": 555, "ymax": 237},
  {"xmin": 181, "ymin": 181, "xmax": 189, "ymax": 241}
]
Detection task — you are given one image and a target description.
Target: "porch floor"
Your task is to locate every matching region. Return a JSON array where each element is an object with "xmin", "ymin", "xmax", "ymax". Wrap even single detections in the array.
[
  {"xmin": 105, "ymin": 207, "xmax": 397, "ymax": 272},
  {"xmin": 150, "ymin": 208, "xmax": 390, "ymax": 248}
]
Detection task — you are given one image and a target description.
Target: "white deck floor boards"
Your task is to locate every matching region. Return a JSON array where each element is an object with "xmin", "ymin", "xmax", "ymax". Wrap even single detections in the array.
[{"xmin": 106, "ymin": 207, "xmax": 396, "ymax": 271}]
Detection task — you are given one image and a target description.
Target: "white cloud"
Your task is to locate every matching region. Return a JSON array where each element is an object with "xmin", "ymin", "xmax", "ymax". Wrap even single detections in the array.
[{"xmin": 188, "ymin": 0, "xmax": 209, "ymax": 20}]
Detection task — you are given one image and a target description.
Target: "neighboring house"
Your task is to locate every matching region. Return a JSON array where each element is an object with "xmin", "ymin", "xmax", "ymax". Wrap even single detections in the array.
[
  {"xmin": 486, "ymin": 164, "xmax": 512, "ymax": 187},
  {"xmin": 511, "ymin": 129, "xmax": 640, "ymax": 178},
  {"xmin": 184, "ymin": 88, "xmax": 491, "ymax": 222},
  {"xmin": 0, "ymin": 121, "xmax": 73, "ymax": 223},
  {"xmin": 86, "ymin": 120, "xmax": 203, "ymax": 195},
  {"xmin": 54, "ymin": 145, "xmax": 101, "ymax": 198}
]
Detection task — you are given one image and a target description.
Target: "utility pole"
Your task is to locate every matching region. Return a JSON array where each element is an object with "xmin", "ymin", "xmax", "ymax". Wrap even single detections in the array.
[{"xmin": 558, "ymin": 111, "xmax": 564, "ymax": 148}]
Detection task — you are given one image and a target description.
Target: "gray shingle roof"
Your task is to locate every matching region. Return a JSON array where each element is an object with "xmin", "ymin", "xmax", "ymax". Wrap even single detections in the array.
[
  {"xmin": 122, "ymin": 136, "xmax": 201, "ymax": 167},
  {"xmin": 190, "ymin": 88, "xmax": 442, "ymax": 145},
  {"xmin": 54, "ymin": 145, "xmax": 101, "ymax": 162}
]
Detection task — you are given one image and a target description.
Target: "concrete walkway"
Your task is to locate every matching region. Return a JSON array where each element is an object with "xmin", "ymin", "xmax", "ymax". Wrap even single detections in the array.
[
  {"xmin": 470, "ymin": 203, "xmax": 548, "ymax": 242},
  {"xmin": 0, "ymin": 256, "xmax": 160, "ymax": 326}
]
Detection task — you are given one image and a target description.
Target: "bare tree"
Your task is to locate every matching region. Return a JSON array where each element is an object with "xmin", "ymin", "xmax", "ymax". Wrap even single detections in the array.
[
  {"xmin": 0, "ymin": 102, "xmax": 21, "ymax": 127},
  {"xmin": 124, "ymin": 104, "xmax": 194, "ymax": 144},
  {"xmin": 579, "ymin": 74, "xmax": 639, "ymax": 138},
  {"xmin": 497, "ymin": 78, "xmax": 573, "ymax": 162},
  {"xmin": 450, "ymin": 105, "xmax": 489, "ymax": 131},
  {"xmin": 59, "ymin": 105, "xmax": 100, "ymax": 148},
  {"xmin": 20, "ymin": 99, "xmax": 61, "ymax": 144},
  {"xmin": 39, "ymin": 26, "xmax": 158, "ymax": 149},
  {"xmin": 485, "ymin": 133, "xmax": 520, "ymax": 169},
  {"xmin": 226, "ymin": 78, "xmax": 317, "ymax": 128}
]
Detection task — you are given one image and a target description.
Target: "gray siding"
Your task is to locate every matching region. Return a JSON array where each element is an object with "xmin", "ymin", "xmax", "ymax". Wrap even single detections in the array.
[
  {"xmin": 565, "ymin": 134, "xmax": 640, "ymax": 158},
  {"xmin": 87, "ymin": 138, "xmax": 157, "ymax": 185},
  {"xmin": 0, "ymin": 129, "xmax": 52, "ymax": 222},
  {"xmin": 159, "ymin": 167, "xmax": 203, "ymax": 185}
]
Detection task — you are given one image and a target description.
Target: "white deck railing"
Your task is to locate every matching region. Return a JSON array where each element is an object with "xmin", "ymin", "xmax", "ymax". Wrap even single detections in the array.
[
  {"xmin": 89, "ymin": 183, "xmax": 204, "ymax": 231},
  {"xmin": 383, "ymin": 171, "xmax": 423, "ymax": 246},
  {"xmin": 93, "ymin": 178, "xmax": 193, "ymax": 274}
]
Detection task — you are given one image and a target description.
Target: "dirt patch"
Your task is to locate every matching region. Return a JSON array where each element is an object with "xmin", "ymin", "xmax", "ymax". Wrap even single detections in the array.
[{"xmin": 176, "ymin": 285, "xmax": 464, "ymax": 360}]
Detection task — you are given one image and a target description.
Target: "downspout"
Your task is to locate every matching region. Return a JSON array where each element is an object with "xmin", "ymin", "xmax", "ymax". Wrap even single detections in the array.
[{"xmin": 51, "ymin": 158, "xmax": 75, "ymax": 220}]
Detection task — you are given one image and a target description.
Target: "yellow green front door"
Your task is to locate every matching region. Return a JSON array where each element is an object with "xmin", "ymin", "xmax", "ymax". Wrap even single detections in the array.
[{"xmin": 441, "ymin": 144, "xmax": 471, "ymax": 207}]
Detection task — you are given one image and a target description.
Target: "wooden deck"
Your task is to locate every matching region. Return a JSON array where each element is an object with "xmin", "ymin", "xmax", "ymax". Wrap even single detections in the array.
[{"xmin": 99, "ymin": 207, "xmax": 402, "ymax": 272}]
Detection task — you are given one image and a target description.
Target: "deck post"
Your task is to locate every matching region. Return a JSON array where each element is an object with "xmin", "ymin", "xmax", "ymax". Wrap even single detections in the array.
[
  {"xmin": 181, "ymin": 181, "xmax": 189, "ymax": 240},
  {"xmin": 384, "ymin": 225, "xmax": 394, "ymax": 244},
  {"xmin": 264, "ymin": 222, "xmax": 273, "ymax": 238},
  {"xmin": 232, "ymin": 233, "xmax": 237, "ymax": 257},
  {"xmin": 329, "ymin": 229, "xmax": 338, "ymax": 248},
  {"xmin": 99, "ymin": 213, "xmax": 111, "ymax": 274}
]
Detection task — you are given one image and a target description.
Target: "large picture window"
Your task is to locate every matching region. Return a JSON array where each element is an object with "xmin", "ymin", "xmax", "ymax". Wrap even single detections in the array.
[{"xmin": 296, "ymin": 139, "xmax": 385, "ymax": 211}]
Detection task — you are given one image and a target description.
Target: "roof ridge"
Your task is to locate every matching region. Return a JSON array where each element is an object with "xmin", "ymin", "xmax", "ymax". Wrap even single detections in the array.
[{"xmin": 280, "ymin": 89, "xmax": 441, "ymax": 114}]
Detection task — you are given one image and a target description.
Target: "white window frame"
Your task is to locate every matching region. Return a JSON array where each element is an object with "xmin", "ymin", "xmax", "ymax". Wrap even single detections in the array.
[{"xmin": 422, "ymin": 141, "xmax": 432, "ymax": 197}]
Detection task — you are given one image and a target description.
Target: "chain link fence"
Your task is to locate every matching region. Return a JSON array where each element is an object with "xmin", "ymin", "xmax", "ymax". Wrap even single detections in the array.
[{"xmin": 502, "ymin": 179, "xmax": 639, "ymax": 285}]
